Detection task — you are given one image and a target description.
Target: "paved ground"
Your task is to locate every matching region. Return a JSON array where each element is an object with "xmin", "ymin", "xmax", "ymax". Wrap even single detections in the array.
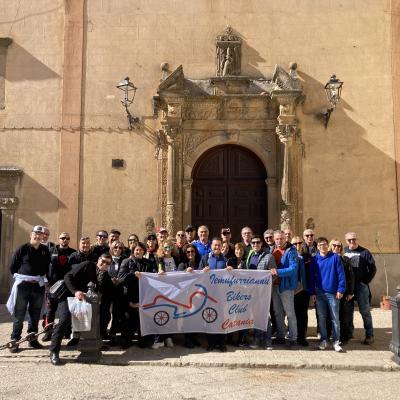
[
  {"xmin": 1, "ymin": 305, "xmax": 399, "ymax": 399},
  {"xmin": 1, "ymin": 306, "xmax": 398, "ymax": 371}
]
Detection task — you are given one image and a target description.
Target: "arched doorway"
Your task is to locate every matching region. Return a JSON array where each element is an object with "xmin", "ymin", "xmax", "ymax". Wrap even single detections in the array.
[{"xmin": 191, "ymin": 145, "xmax": 267, "ymax": 241}]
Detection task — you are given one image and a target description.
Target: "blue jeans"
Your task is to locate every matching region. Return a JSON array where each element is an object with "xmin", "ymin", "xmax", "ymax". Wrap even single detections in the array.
[
  {"xmin": 315, "ymin": 289, "xmax": 340, "ymax": 342},
  {"xmin": 272, "ymin": 286, "xmax": 297, "ymax": 341},
  {"xmin": 351, "ymin": 282, "xmax": 374, "ymax": 338},
  {"xmin": 11, "ymin": 282, "xmax": 45, "ymax": 340}
]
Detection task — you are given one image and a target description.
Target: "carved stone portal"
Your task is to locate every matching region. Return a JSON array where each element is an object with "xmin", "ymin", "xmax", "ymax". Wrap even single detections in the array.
[{"xmin": 152, "ymin": 29, "xmax": 304, "ymax": 236}]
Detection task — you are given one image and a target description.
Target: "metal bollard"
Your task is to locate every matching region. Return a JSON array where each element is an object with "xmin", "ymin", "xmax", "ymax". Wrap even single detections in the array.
[
  {"xmin": 389, "ymin": 285, "xmax": 400, "ymax": 365},
  {"xmin": 77, "ymin": 281, "xmax": 102, "ymax": 363}
]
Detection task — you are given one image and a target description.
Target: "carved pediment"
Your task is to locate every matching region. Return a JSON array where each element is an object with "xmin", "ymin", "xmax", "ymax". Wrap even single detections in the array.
[
  {"xmin": 158, "ymin": 65, "xmax": 185, "ymax": 92},
  {"xmin": 272, "ymin": 65, "xmax": 302, "ymax": 91}
]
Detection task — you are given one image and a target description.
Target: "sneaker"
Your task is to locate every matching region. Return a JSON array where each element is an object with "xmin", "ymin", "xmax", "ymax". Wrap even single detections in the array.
[
  {"xmin": 152, "ymin": 341, "xmax": 165, "ymax": 349},
  {"xmin": 29, "ymin": 339, "xmax": 43, "ymax": 349},
  {"xmin": 333, "ymin": 341, "xmax": 343, "ymax": 352},
  {"xmin": 264, "ymin": 341, "xmax": 273, "ymax": 350},
  {"xmin": 165, "ymin": 338, "xmax": 174, "ymax": 348},
  {"xmin": 362, "ymin": 337, "xmax": 374, "ymax": 345},
  {"xmin": 318, "ymin": 340, "xmax": 328, "ymax": 350},
  {"xmin": 249, "ymin": 339, "xmax": 260, "ymax": 349}
]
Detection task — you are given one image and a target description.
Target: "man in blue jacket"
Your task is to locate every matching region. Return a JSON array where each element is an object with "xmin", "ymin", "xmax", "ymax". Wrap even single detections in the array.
[
  {"xmin": 310, "ymin": 236, "xmax": 346, "ymax": 352},
  {"xmin": 270, "ymin": 230, "xmax": 299, "ymax": 346}
]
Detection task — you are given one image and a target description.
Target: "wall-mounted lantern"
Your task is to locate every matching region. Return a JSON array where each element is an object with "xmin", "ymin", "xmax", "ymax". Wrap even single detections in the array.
[
  {"xmin": 322, "ymin": 74, "xmax": 344, "ymax": 128},
  {"xmin": 116, "ymin": 77, "xmax": 139, "ymax": 129}
]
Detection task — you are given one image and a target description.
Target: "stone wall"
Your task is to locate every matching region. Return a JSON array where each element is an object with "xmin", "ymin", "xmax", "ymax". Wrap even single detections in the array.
[{"xmin": 0, "ymin": 0, "xmax": 399, "ymax": 255}]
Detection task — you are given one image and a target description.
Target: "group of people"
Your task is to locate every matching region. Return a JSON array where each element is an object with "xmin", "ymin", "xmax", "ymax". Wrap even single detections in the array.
[{"xmin": 6, "ymin": 223, "xmax": 377, "ymax": 365}]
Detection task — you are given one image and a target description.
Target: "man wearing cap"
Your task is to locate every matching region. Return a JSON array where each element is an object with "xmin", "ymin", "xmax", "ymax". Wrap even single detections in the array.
[
  {"xmin": 144, "ymin": 233, "xmax": 158, "ymax": 271},
  {"xmin": 42, "ymin": 232, "xmax": 76, "ymax": 342},
  {"xmin": 221, "ymin": 228, "xmax": 235, "ymax": 259},
  {"xmin": 343, "ymin": 232, "xmax": 377, "ymax": 344},
  {"xmin": 6, "ymin": 225, "xmax": 51, "ymax": 352},
  {"xmin": 185, "ymin": 225, "xmax": 196, "ymax": 243},
  {"xmin": 192, "ymin": 225, "xmax": 212, "ymax": 257},
  {"xmin": 156, "ymin": 227, "xmax": 168, "ymax": 246},
  {"xmin": 92, "ymin": 230, "xmax": 109, "ymax": 261}
]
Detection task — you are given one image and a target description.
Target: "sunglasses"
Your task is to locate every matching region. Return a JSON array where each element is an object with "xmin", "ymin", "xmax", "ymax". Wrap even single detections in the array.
[
  {"xmin": 251, "ymin": 241, "xmax": 261, "ymax": 245},
  {"xmin": 347, "ymin": 238, "xmax": 357, "ymax": 242},
  {"xmin": 97, "ymin": 235, "xmax": 107, "ymax": 238},
  {"xmin": 186, "ymin": 250, "xmax": 195, "ymax": 254},
  {"xmin": 332, "ymin": 243, "xmax": 342, "ymax": 247},
  {"xmin": 59, "ymin": 237, "xmax": 70, "ymax": 240},
  {"xmin": 305, "ymin": 234, "xmax": 314, "ymax": 237},
  {"xmin": 222, "ymin": 231, "xmax": 231, "ymax": 235},
  {"xmin": 265, "ymin": 236, "xmax": 273, "ymax": 240}
]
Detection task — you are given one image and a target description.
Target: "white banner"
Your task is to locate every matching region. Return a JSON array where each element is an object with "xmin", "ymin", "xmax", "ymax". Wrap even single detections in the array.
[{"xmin": 139, "ymin": 269, "xmax": 272, "ymax": 335}]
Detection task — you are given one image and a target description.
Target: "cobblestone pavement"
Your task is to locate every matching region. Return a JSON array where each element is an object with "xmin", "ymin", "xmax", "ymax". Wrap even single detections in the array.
[
  {"xmin": 1, "ymin": 305, "xmax": 400, "ymax": 399},
  {"xmin": 0, "ymin": 363, "xmax": 399, "ymax": 400}
]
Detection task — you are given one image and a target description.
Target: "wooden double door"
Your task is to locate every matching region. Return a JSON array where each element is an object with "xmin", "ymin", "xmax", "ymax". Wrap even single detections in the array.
[{"xmin": 191, "ymin": 145, "xmax": 267, "ymax": 242}]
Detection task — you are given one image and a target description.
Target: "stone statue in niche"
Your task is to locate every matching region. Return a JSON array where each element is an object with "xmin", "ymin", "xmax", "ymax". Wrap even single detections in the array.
[
  {"xmin": 216, "ymin": 26, "xmax": 241, "ymax": 77},
  {"xmin": 222, "ymin": 47, "xmax": 234, "ymax": 76}
]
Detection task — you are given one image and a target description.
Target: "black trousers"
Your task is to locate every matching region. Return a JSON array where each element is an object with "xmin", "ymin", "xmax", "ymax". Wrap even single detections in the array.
[
  {"xmin": 207, "ymin": 334, "xmax": 226, "ymax": 348},
  {"xmin": 49, "ymin": 298, "xmax": 71, "ymax": 353},
  {"xmin": 339, "ymin": 297, "xmax": 353, "ymax": 342},
  {"xmin": 294, "ymin": 290, "xmax": 310, "ymax": 341},
  {"xmin": 121, "ymin": 307, "xmax": 141, "ymax": 342}
]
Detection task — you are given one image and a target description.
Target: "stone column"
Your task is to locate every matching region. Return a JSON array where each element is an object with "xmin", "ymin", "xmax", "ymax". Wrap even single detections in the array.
[
  {"xmin": 276, "ymin": 125, "xmax": 297, "ymax": 231},
  {"xmin": 0, "ymin": 167, "xmax": 23, "ymax": 302},
  {"xmin": 166, "ymin": 138, "xmax": 176, "ymax": 236}
]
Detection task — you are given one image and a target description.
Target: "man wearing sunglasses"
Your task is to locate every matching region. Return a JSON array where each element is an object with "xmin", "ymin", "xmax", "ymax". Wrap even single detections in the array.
[
  {"xmin": 93, "ymin": 230, "xmax": 109, "ymax": 261},
  {"xmin": 49, "ymin": 253, "xmax": 114, "ymax": 365},
  {"xmin": 42, "ymin": 232, "xmax": 76, "ymax": 342},
  {"xmin": 343, "ymin": 232, "xmax": 376, "ymax": 345}
]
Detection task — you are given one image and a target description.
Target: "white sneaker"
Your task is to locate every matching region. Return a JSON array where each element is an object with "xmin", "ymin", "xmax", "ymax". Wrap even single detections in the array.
[
  {"xmin": 318, "ymin": 340, "xmax": 328, "ymax": 350},
  {"xmin": 165, "ymin": 338, "xmax": 174, "ymax": 348},
  {"xmin": 152, "ymin": 341, "xmax": 165, "ymax": 350},
  {"xmin": 333, "ymin": 341, "xmax": 343, "ymax": 352}
]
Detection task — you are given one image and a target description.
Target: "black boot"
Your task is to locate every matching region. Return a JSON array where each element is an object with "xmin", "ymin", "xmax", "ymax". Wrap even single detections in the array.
[{"xmin": 50, "ymin": 351, "xmax": 61, "ymax": 365}]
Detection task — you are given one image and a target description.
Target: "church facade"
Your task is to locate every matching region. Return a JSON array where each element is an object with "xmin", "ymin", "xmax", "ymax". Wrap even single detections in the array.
[{"xmin": 1, "ymin": 0, "xmax": 400, "ymax": 302}]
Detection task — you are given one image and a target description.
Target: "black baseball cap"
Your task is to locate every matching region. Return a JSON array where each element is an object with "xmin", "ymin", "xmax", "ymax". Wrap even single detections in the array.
[{"xmin": 185, "ymin": 224, "xmax": 196, "ymax": 232}]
